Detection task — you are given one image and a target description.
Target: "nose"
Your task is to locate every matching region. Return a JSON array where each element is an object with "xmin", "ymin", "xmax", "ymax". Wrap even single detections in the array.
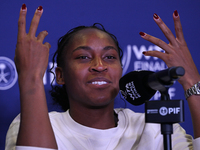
[{"xmin": 89, "ymin": 57, "xmax": 107, "ymax": 73}]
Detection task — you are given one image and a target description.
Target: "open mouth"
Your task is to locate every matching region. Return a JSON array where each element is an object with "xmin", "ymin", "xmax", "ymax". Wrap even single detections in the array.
[{"xmin": 91, "ymin": 81, "xmax": 108, "ymax": 85}]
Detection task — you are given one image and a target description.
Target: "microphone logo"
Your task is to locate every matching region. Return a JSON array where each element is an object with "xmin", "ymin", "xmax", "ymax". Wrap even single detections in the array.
[{"xmin": 121, "ymin": 81, "xmax": 141, "ymax": 100}]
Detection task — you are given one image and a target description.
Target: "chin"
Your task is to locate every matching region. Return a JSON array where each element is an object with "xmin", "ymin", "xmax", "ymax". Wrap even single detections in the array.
[
  {"xmin": 87, "ymin": 96, "xmax": 115, "ymax": 109},
  {"xmin": 88, "ymin": 101, "xmax": 115, "ymax": 109}
]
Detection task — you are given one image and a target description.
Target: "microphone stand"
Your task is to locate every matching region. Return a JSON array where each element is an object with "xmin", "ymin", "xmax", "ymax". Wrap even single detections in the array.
[
  {"xmin": 145, "ymin": 67, "xmax": 185, "ymax": 150},
  {"xmin": 160, "ymin": 89, "xmax": 173, "ymax": 150}
]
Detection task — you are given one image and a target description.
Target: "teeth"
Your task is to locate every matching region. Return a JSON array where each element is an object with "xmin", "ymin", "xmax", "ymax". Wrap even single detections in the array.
[{"xmin": 92, "ymin": 81, "xmax": 107, "ymax": 85}]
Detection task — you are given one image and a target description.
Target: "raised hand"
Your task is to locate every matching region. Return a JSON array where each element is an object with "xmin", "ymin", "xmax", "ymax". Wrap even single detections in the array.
[
  {"xmin": 140, "ymin": 10, "xmax": 200, "ymax": 138},
  {"xmin": 15, "ymin": 4, "xmax": 57, "ymax": 148},
  {"xmin": 14, "ymin": 4, "xmax": 51, "ymax": 80},
  {"xmin": 139, "ymin": 10, "xmax": 200, "ymax": 91}
]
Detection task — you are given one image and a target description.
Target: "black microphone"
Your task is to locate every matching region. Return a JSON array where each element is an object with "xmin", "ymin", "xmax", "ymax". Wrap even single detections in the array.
[{"xmin": 119, "ymin": 66, "xmax": 185, "ymax": 106}]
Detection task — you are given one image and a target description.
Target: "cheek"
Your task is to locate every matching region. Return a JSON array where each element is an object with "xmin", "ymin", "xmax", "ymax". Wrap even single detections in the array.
[
  {"xmin": 63, "ymin": 64, "xmax": 88, "ymax": 87},
  {"xmin": 63, "ymin": 69, "xmax": 81, "ymax": 97},
  {"xmin": 111, "ymin": 65, "xmax": 123, "ymax": 84},
  {"xmin": 115, "ymin": 63, "xmax": 123, "ymax": 76}
]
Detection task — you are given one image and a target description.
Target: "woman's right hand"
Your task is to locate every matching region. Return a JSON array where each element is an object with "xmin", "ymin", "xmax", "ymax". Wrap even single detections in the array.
[
  {"xmin": 15, "ymin": 5, "xmax": 57, "ymax": 148},
  {"xmin": 14, "ymin": 4, "xmax": 51, "ymax": 81}
]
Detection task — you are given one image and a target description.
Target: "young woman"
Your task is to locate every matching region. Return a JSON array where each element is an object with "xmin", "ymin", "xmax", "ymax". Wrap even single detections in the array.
[{"xmin": 5, "ymin": 4, "xmax": 200, "ymax": 149}]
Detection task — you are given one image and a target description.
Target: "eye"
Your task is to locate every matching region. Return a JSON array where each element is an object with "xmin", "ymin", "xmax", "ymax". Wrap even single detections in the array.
[
  {"xmin": 76, "ymin": 56, "xmax": 90, "ymax": 59},
  {"xmin": 106, "ymin": 55, "xmax": 116, "ymax": 59}
]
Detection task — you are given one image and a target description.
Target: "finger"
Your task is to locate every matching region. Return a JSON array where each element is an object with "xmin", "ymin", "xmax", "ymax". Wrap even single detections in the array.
[
  {"xmin": 143, "ymin": 50, "xmax": 168, "ymax": 62},
  {"xmin": 18, "ymin": 4, "xmax": 27, "ymax": 40},
  {"xmin": 37, "ymin": 30, "xmax": 48, "ymax": 42},
  {"xmin": 139, "ymin": 32, "xmax": 172, "ymax": 53},
  {"xmin": 173, "ymin": 10, "xmax": 186, "ymax": 43},
  {"xmin": 44, "ymin": 42, "xmax": 51, "ymax": 49},
  {"xmin": 28, "ymin": 6, "xmax": 43, "ymax": 37},
  {"xmin": 153, "ymin": 13, "xmax": 179, "ymax": 47}
]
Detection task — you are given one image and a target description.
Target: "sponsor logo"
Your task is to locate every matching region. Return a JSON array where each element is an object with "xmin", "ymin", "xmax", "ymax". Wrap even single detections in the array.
[
  {"xmin": 147, "ymin": 107, "xmax": 180, "ymax": 116},
  {"xmin": 0, "ymin": 57, "xmax": 18, "ymax": 90},
  {"xmin": 159, "ymin": 107, "xmax": 168, "ymax": 116},
  {"xmin": 159, "ymin": 107, "xmax": 180, "ymax": 116}
]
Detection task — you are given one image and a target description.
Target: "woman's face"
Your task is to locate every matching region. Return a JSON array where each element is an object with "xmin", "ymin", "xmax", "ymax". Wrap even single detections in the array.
[{"xmin": 57, "ymin": 28, "xmax": 122, "ymax": 109}]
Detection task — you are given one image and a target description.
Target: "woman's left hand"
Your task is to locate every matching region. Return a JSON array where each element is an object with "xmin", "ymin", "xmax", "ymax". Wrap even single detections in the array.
[{"xmin": 140, "ymin": 10, "xmax": 200, "ymax": 91}]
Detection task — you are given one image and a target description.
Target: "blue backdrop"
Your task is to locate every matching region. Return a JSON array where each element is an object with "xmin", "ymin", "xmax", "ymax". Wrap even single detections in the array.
[{"xmin": 1, "ymin": 0, "xmax": 200, "ymax": 149}]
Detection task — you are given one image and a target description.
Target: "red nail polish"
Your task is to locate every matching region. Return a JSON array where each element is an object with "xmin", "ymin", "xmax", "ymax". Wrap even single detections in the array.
[
  {"xmin": 153, "ymin": 13, "xmax": 159, "ymax": 19},
  {"xmin": 143, "ymin": 51, "xmax": 147, "ymax": 55},
  {"xmin": 139, "ymin": 32, "xmax": 145, "ymax": 36},
  {"xmin": 174, "ymin": 10, "xmax": 178, "ymax": 17},
  {"xmin": 22, "ymin": 4, "xmax": 26, "ymax": 10},
  {"xmin": 37, "ymin": 6, "xmax": 43, "ymax": 11}
]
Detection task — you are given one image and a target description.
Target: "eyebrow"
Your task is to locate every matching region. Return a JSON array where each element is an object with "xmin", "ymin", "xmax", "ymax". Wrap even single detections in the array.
[{"xmin": 72, "ymin": 46, "xmax": 118, "ymax": 52}]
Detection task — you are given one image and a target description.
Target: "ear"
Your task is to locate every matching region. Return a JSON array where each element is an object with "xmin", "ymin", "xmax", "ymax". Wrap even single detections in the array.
[{"xmin": 55, "ymin": 67, "xmax": 65, "ymax": 85}]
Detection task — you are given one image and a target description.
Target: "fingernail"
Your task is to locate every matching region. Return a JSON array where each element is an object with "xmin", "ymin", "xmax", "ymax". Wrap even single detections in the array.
[
  {"xmin": 22, "ymin": 4, "xmax": 26, "ymax": 10},
  {"xmin": 44, "ymin": 30, "xmax": 48, "ymax": 34},
  {"xmin": 139, "ymin": 32, "xmax": 146, "ymax": 36},
  {"xmin": 153, "ymin": 13, "xmax": 159, "ymax": 19},
  {"xmin": 37, "ymin": 6, "xmax": 43, "ymax": 11},
  {"xmin": 174, "ymin": 10, "xmax": 179, "ymax": 17},
  {"xmin": 142, "ymin": 51, "xmax": 147, "ymax": 55}
]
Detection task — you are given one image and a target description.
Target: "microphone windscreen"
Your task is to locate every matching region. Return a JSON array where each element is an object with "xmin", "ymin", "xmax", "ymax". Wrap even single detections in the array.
[{"xmin": 119, "ymin": 70, "xmax": 157, "ymax": 105}]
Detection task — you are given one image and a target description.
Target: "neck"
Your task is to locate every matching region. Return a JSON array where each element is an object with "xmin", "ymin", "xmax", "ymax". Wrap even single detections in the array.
[{"xmin": 69, "ymin": 103, "xmax": 118, "ymax": 129}]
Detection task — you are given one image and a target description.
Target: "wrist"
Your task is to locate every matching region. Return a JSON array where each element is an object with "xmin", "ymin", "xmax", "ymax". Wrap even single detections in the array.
[
  {"xmin": 178, "ymin": 73, "xmax": 200, "ymax": 91},
  {"xmin": 18, "ymin": 73, "xmax": 44, "ymax": 90},
  {"xmin": 18, "ymin": 72, "xmax": 44, "ymax": 83},
  {"xmin": 184, "ymin": 81, "xmax": 200, "ymax": 99}
]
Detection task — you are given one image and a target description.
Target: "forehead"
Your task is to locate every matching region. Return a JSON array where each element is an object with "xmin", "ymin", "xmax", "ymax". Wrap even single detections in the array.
[
  {"xmin": 61, "ymin": 28, "xmax": 119, "ymax": 58},
  {"xmin": 72, "ymin": 28, "xmax": 115, "ymax": 44}
]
